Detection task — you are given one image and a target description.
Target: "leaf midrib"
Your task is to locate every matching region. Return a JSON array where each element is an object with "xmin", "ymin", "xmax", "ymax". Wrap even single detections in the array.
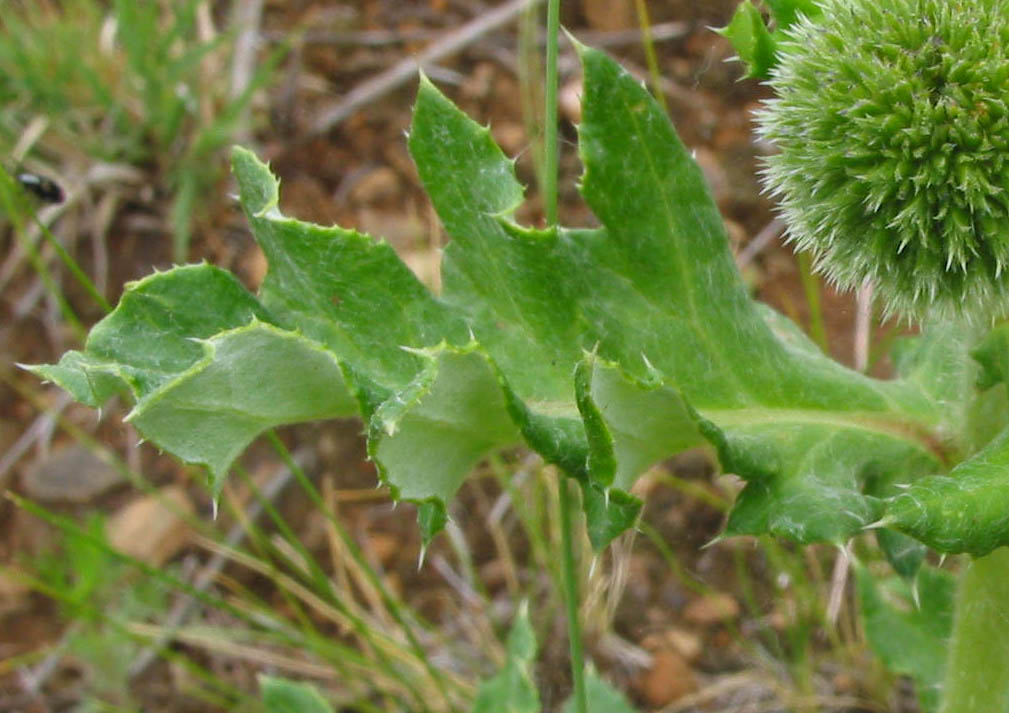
[{"xmin": 702, "ymin": 405, "xmax": 950, "ymax": 467}]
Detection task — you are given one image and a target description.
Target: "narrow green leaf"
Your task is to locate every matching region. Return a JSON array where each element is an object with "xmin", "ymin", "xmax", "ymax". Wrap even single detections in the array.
[
  {"xmin": 561, "ymin": 669, "xmax": 640, "ymax": 713},
  {"xmin": 470, "ymin": 604, "xmax": 540, "ymax": 713},
  {"xmin": 260, "ymin": 675, "xmax": 335, "ymax": 713}
]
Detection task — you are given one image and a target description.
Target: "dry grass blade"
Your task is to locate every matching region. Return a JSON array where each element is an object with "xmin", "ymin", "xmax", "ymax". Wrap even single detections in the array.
[
  {"xmin": 309, "ymin": 0, "xmax": 543, "ymax": 136},
  {"xmin": 127, "ymin": 448, "xmax": 311, "ymax": 678}
]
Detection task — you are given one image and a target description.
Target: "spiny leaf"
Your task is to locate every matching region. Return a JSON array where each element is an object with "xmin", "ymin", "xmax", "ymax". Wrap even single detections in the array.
[
  {"xmin": 233, "ymin": 147, "xmax": 470, "ymax": 393},
  {"xmin": 30, "ymin": 43, "xmax": 978, "ymax": 554},
  {"xmin": 127, "ymin": 321, "xmax": 356, "ymax": 493},
  {"xmin": 28, "ymin": 263, "xmax": 274, "ymax": 407},
  {"xmin": 718, "ymin": 0, "xmax": 822, "ymax": 79},
  {"xmin": 717, "ymin": 2, "xmax": 777, "ymax": 79},
  {"xmin": 884, "ymin": 425, "xmax": 1009, "ymax": 556}
]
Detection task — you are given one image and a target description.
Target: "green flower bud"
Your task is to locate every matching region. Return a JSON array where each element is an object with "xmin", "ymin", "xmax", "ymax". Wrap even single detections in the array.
[{"xmin": 756, "ymin": 0, "xmax": 1009, "ymax": 321}]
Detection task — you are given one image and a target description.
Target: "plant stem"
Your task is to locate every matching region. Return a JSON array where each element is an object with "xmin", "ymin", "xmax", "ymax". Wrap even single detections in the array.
[
  {"xmin": 633, "ymin": 0, "xmax": 667, "ymax": 114},
  {"xmin": 542, "ymin": 3, "xmax": 588, "ymax": 711},
  {"xmin": 796, "ymin": 252, "xmax": 828, "ymax": 353},
  {"xmin": 558, "ymin": 477, "xmax": 588, "ymax": 713},
  {"xmin": 939, "ymin": 547, "xmax": 1009, "ymax": 713},
  {"xmin": 543, "ymin": 0, "xmax": 560, "ymax": 226}
]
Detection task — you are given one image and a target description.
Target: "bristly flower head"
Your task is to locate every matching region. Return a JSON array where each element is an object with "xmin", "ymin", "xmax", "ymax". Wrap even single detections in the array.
[{"xmin": 757, "ymin": 0, "xmax": 1009, "ymax": 321}]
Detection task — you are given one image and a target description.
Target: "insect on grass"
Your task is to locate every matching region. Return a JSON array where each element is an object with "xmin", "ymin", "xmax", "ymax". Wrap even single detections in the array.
[{"xmin": 16, "ymin": 172, "xmax": 63, "ymax": 203}]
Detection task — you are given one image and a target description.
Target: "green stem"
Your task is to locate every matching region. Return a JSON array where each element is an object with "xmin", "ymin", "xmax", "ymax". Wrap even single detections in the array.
[
  {"xmin": 543, "ymin": 0, "xmax": 560, "ymax": 226},
  {"xmin": 939, "ymin": 547, "xmax": 1009, "ymax": 713},
  {"xmin": 558, "ymin": 477, "xmax": 588, "ymax": 713},
  {"xmin": 796, "ymin": 252, "xmax": 828, "ymax": 353},
  {"xmin": 542, "ymin": 3, "xmax": 587, "ymax": 711},
  {"xmin": 633, "ymin": 0, "xmax": 668, "ymax": 114},
  {"xmin": 36, "ymin": 216, "xmax": 112, "ymax": 314}
]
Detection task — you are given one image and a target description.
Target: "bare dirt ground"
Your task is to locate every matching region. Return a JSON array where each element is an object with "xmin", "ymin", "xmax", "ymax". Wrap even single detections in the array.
[{"xmin": 0, "ymin": 2, "xmax": 901, "ymax": 712}]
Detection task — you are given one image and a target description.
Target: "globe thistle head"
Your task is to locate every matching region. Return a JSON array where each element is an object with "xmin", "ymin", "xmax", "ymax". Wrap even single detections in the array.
[{"xmin": 757, "ymin": 0, "xmax": 1009, "ymax": 321}]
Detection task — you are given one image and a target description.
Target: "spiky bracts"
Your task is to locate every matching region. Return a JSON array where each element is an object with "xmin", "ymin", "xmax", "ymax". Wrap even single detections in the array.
[{"xmin": 757, "ymin": 0, "xmax": 1009, "ymax": 321}]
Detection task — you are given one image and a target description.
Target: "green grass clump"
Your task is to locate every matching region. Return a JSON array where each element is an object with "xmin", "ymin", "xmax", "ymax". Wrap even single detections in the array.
[{"xmin": 0, "ymin": 0, "xmax": 277, "ymax": 261}]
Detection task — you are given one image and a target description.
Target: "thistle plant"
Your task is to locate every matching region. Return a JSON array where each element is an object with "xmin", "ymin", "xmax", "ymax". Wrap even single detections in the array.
[
  {"xmin": 25, "ymin": 1, "xmax": 1009, "ymax": 711},
  {"xmin": 757, "ymin": 0, "xmax": 1009, "ymax": 321}
]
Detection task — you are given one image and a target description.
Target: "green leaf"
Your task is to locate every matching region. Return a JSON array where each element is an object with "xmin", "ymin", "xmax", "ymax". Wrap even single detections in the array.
[
  {"xmin": 574, "ymin": 43, "xmax": 958, "ymax": 545},
  {"xmin": 856, "ymin": 565, "xmax": 955, "ymax": 713},
  {"xmin": 368, "ymin": 342, "xmax": 520, "ymax": 546},
  {"xmin": 581, "ymin": 482, "xmax": 642, "ymax": 552},
  {"xmin": 971, "ymin": 323, "xmax": 1009, "ymax": 391},
  {"xmin": 260, "ymin": 675, "xmax": 335, "ymax": 713},
  {"xmin": 232, "ymin": 147, "xmax": 469, "ymax": 394},
  {"xmin": 764, "ymin": 0, "xmax": 820, "ymax": 30},
  {"xmin": 875, "ymin": 526, "xmax": 928, "ymax": 581},
  {"xmin": 30, "ymin": 43, "xmax": 978, "ymax": 553},
  {"xmin": 28, "ymin": 263, "xmax": 275, "ymax": 407},
  {"xmin": 884, "ymin": 425, "xmax": 1009, "ymax": 555},
  {"xmin": 561, "ymin": 669, "xmax": 640, "ymax": 713},
  {"xmin": 718, "ymin": 0, "xmax": 822, "ymax": 79},
  {"xmin": 128, "ymin": 322, "xmax": 356, "ymax": 493},
  {"xmin": 470, "ymin": 604, "xmax": 540, "ymax": 713},
  {"xmin": 717, "ymin": 2, "xmax": 778, "ymax": 79}
]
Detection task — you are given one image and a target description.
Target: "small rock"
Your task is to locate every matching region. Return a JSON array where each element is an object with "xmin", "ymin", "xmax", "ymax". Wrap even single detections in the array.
[
  {"xmin": 461, "ymin": 62, "xmax": 496, "ymax": 101},
  {"xmin": 559, "ymin": 79, "xmax": 583, "ymax": 124},
  {"xmin": 364, "ymin": 531, "xmax": 399, "ymax": 567},
  {"xmin": 402, "ymin": 247, "xmax": 441, "ymax": 289},
  {"xmin": 684, "ymin": 592, "xmax": 740, "ymax": 625},
  {"xmin": 583, "ymin": 0, "xmax": 635, "ymax": 31},
  {"xmin": 356, "ymin": 207, "xmax": 424, "ymax": 248},
  {"xmin": 666, "ymin": 628, "xmax": 703, "ymax": 662},
  {"xmin": 692, "ymin": 146, "xmax": 731, "ymax": 208},
  {"xmin": 492, "ymin": 121, "xmax": 526, "ymax": 156},
  {"xmin": 21, "ymin": 444, "xmax": 124, "ymax": 502},
  {"xmin": 107, "ymin": 486, "xmax": 193, "ymax": 567},
  {"xmin": 637, "ymin": 648, "xmax": 697, "ymax": 707},
  {"xmin": 0, "ymin": 570, "xmax": 30, "ymax": 615},
  {"xmin": 350, "ymin": 166, "xmax": 401, "ymax": 204}
]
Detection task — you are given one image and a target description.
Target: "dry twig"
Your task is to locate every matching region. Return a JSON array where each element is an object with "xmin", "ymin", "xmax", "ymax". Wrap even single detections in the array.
[{"xmin": 309, "ymin": 0, "xmax": 543, "ymax": 137}]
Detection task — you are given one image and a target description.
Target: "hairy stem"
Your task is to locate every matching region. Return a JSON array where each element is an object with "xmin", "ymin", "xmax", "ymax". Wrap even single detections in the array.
[{"xmin": 940, "ymin": 547, "xmax": 1009, "ymax": 713}]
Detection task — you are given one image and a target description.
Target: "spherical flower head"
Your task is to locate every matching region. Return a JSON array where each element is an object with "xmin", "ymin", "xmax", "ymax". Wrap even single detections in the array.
[{"xmin": 757, "ymin": 0, "xmax": 1009, "ymax": 322}]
